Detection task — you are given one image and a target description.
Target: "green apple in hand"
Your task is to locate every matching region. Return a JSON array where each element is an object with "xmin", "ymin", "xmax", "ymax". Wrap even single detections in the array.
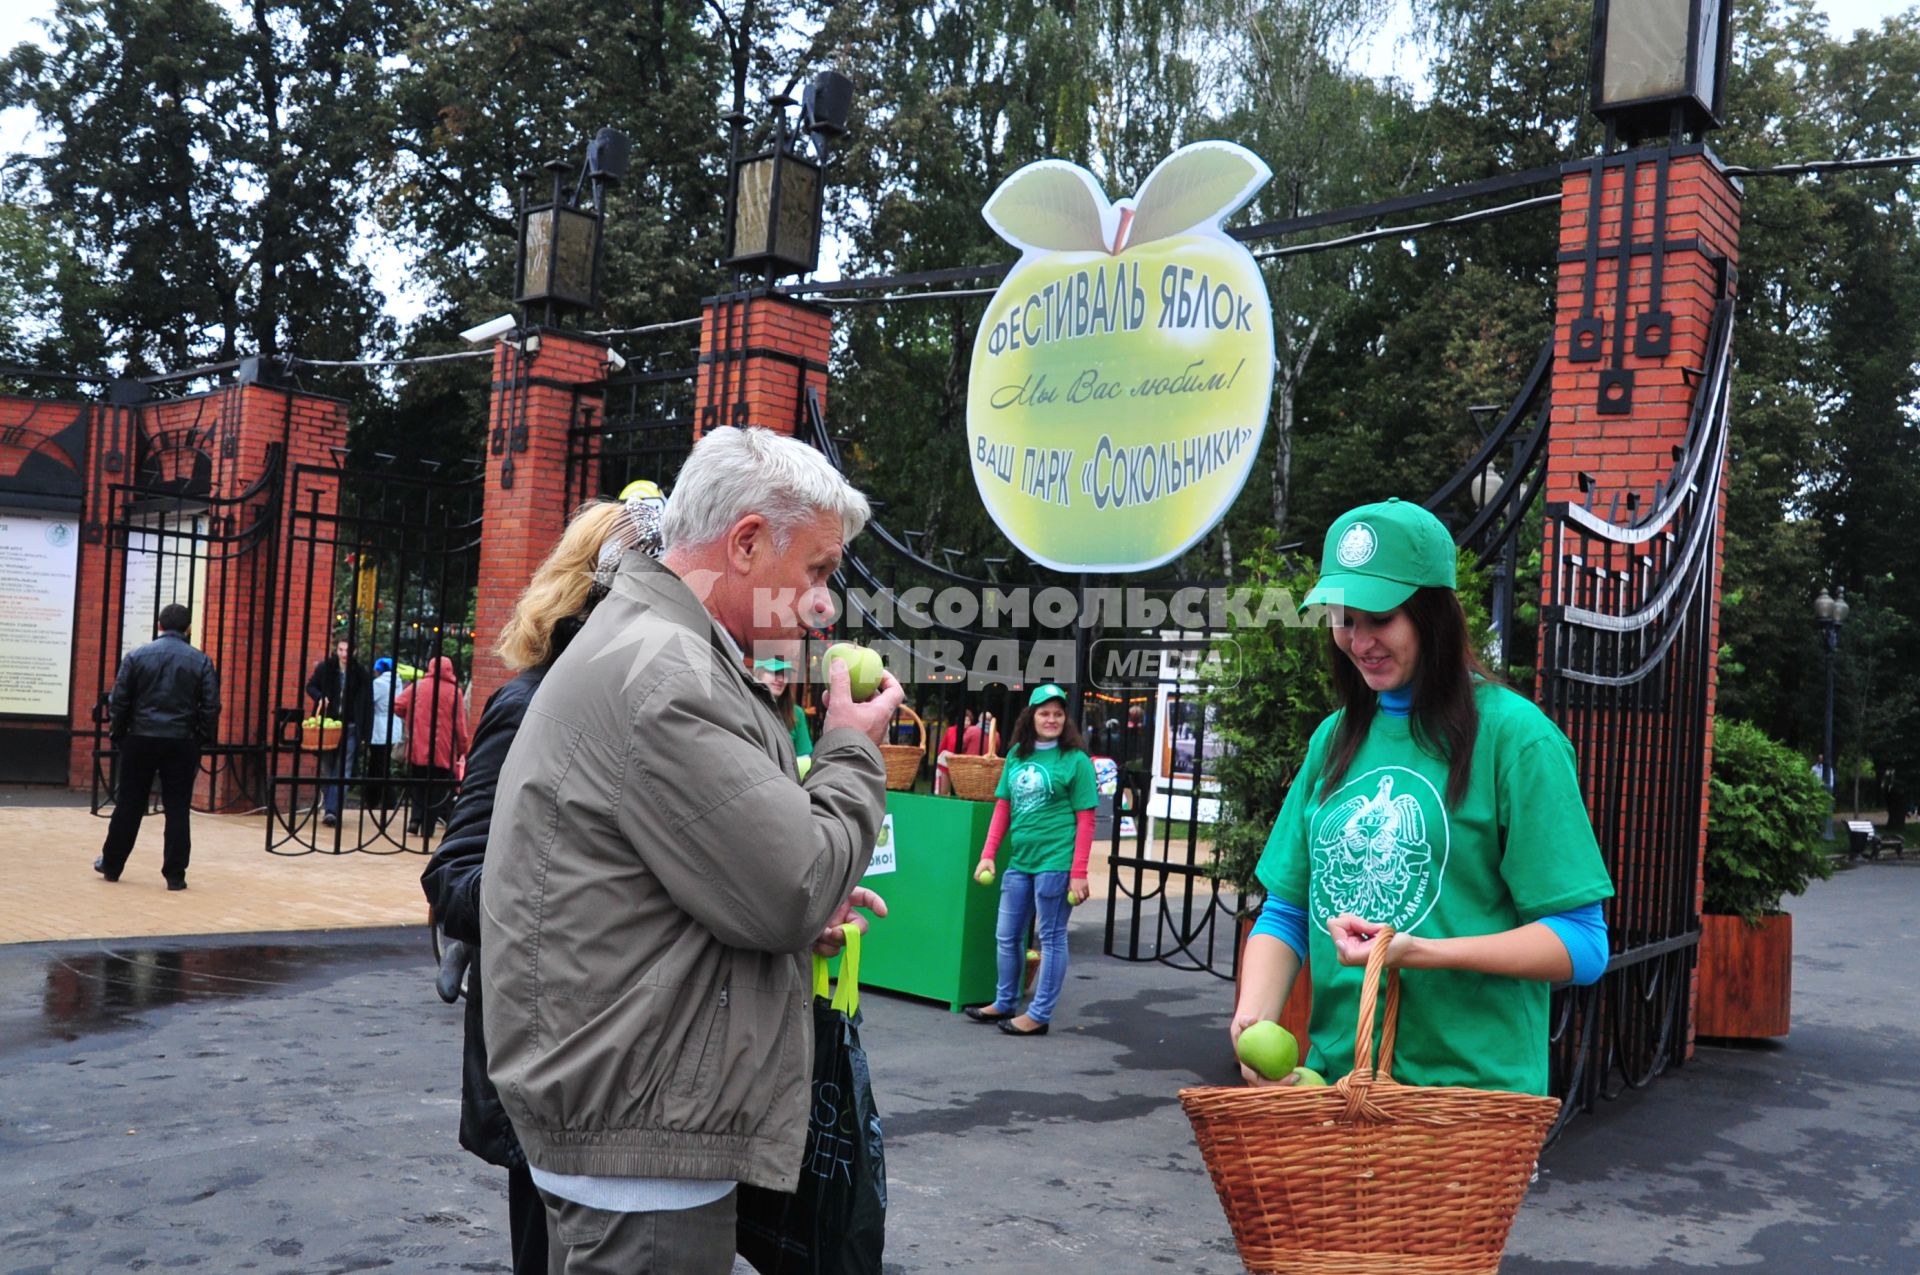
[
  {"xmin": 823, "ymin": 642, "xmax": 884, "ymax": 702},
  {"xmin": 1235, "ymin": 1020, "xmax": 1299, "ymax": 1081},
  {"xmin": 975, "ymin": 864, "xmax": 995, "ymax": 886}
]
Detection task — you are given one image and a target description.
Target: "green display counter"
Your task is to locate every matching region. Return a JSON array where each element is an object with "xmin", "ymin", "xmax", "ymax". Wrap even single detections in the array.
[{"xmin": 844, "ymin": 790, "xmax": 1000, "ymax": 1012}]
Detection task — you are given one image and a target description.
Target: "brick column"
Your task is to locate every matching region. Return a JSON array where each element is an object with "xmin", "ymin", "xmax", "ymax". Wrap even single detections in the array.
[
  {"xmin": 470, "ymin": 331, "xmax": 610, "ymax": 708},
  {"xmin": 693, "ymin": 290, "xmax": 832, "ymax": 438},
  {"xmin": 1544, "ymin": 146, "xmax": 1740, "ymax": 1059}
]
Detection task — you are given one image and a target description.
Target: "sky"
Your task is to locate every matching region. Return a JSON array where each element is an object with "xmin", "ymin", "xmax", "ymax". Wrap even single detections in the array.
[{"xmin": 1, "ymin": 0, "xmax": 1914, "ymax": 330}]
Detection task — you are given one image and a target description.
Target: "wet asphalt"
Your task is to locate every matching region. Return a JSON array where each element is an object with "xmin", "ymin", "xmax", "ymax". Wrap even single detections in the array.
[{"xmin": 1, "ymin": 858, "xmax": 1915, "ymax": 1274}]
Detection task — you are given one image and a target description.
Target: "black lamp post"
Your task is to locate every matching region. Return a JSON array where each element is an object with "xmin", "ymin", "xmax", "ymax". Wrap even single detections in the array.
[
  {"xmin": 724, "ymin": 70, "xmax": 854, "ymax": 282},
  {"xmin": 1470, "ymin": 463, "xmax": 1511, "ymax": 666},
  {"xmin": 1589, "ymin": 0, "xmax": 1735, "ymax": 146},
  {"xmin": 1814, "ymin": 585, "xmax": 1849, "ymax": 839},
  {"xmin": 514, "ymin": 126, "xmax": 633, "ymax": 329}
]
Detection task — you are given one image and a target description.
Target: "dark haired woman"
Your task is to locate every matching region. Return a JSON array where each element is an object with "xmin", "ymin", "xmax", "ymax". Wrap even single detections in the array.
[
  {"xmin": 1232, "ymin": 499, "xmax": 1614, "ymax": 1095},
  {"xmin": 967, "ymin": 684, "xmax": 1098, "ymax": 1037}
]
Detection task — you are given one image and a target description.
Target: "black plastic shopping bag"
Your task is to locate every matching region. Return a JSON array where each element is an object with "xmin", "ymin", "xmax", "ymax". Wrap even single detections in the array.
[{"xmin": 738, "ymin": 924, "xmax": 887, "ymax": 1274}]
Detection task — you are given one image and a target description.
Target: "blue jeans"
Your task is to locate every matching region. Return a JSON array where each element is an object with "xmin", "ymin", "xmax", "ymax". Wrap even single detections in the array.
[
  {"xmin": 994, "ymin": 869, "xmax": 1071, "ymax": 1024},
  {"xmin": 321, "ymin": 724, "xmax": 361, "ymax": 818}
]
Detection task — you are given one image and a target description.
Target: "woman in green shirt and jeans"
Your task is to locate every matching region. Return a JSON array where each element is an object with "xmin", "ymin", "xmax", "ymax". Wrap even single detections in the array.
[
  {"xmin": 1233, "ymin": 499, "xmax": 1615, "ymax": 1096},
  {"xmin": 967, "ymin": 684, "xmax": 1098, "ymax": 1037}
]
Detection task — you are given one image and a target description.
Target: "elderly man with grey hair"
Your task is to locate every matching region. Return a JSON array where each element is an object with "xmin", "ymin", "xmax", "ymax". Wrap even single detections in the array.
[{"xmin": 481, "ymin": 426, "xmax": 902, "ymax": 1274}]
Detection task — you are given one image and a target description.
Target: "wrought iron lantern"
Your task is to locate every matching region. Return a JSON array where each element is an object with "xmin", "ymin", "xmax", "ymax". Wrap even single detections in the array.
[
  {"xmin": 1589, "ymin": 0, "xmax": 1734, "ymax": 143},
  {"xmin": 515, "ymin": 126, "xmax": 632, "ymax": 326},
  {"xmin": 724, "ymin": 70, "xmax": 854, "ymax": 281}
]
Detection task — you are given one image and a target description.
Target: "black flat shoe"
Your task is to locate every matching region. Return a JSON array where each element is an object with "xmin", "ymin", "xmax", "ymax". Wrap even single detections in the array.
[
  {"xmin": 94, "ymin": 857, "xmax": 118, "ymax": 882},
  {"xmin": 165, "ymin": 878, "xmax": 187, "ymax": 891},
  {"xmin": 999, "ymin": 1019, "xmax": 1049, "ymax": 1037},
  {"xmin": 963, "ymin": 1005, "xmax": 1013, "ymax": 1023}
]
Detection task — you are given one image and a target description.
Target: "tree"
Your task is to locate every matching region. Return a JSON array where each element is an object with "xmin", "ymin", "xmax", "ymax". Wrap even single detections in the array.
[{"xmin": 0, "ymin": 0, "xmax": 398, "ymax": 375}]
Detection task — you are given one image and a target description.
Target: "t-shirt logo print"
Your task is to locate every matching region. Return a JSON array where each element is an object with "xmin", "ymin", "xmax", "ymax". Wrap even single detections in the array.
[
  {"xmin": 1010, "ymin": 761, "xmax": 1054, "ymax": 816},
  {"xmin": 1309, "ymin": 767, "xmax": 1447, "ymax": 931},
  {"xmin": 1335, "ymin": 522, "xmax": 1378, "ymax": 568}
]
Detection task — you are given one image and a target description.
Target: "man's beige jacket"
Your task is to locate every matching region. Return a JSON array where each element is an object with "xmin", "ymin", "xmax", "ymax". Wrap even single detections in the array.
[{"xmin": 480, "ymin": 552, "xmax": 885, "ymax": 1191}]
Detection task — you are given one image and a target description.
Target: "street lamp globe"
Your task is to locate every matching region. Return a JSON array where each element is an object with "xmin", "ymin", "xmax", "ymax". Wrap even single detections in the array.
[
  {"xmin": 1469, "ymin": 465, "xmax": 1504, "ymax": 511},
  {"xmin": 1813, "ymin": 588, "xmax": 1834, "ymax": 621}
]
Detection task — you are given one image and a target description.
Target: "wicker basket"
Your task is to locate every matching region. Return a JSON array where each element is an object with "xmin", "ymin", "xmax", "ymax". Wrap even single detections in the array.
[
  {"xmin": 1179, "ymin": 927, "xmax": 1560, "ymax": 1275},
  {"xmin": 878, "ymin": 705, "xmax": 925, "ymax": 791},
  {"xmin": 946, "ymin": 753, "xmax": 1005, "ymax": 803},
  {"xmin": 300, "ymin": 722, "xmax": 342, "ymax": 751}
]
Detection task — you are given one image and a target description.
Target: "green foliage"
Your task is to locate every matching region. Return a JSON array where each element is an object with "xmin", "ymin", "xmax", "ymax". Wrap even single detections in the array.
[
  {"xmin": 1704, "ymin": 719, "xmax": 1834, "ymax": 924},
  {"xmin": 1199, "ymin": 538, "xmax": 1332, "ymax": 900}
]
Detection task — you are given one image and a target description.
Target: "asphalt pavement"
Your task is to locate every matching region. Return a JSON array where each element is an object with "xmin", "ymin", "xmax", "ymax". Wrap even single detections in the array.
[{"xmin": 1, "ymin": 857, "xmax": 1915, "ymax": 1273}]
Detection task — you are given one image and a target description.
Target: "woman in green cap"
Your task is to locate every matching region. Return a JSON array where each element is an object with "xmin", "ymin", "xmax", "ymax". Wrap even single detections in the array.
[
  {"xmin": 1231, "ymin": 498, "xmax": 1614, "ymax": 1095},
  {"xmin": 749, "ymin": 645, "xmax": 813, "ymax": 765},
  {"xmin": 966, "ymin": 684, "xmax": 1098, "ymax": 1036}
]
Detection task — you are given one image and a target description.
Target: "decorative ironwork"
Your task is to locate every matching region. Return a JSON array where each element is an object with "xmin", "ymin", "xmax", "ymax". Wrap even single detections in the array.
[
  {"xmin": 89, "ymin": 441, "xmax": 284, "ymax": 817},
  {"xmin": 1536, "ymin": 294, "xmax": 1734, "ymax": 1138},
  {"xmin": 265, "ymin": 459, "xmax": 483, "ymax": 855},
  {"xmin": 565, "ymin": 333, "xmax": 699, "ymax": 509}
]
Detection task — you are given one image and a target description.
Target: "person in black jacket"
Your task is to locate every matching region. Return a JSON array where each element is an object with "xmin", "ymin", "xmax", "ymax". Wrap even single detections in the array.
[
  {"xmin": 420, "ymin": 495, "xmax": 662, "ymax": 1275},
  {"xmin": 305, "ymin": 634, "xmax": 374, "ymax": 827},
  {"xmin": 95, "ymin": 603, "xmax": 220, "ymax": 890}
]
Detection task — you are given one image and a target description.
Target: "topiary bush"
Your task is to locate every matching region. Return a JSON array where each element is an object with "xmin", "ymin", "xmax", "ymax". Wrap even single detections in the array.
[{"xmin": 1704, "ymin": 718, "xmax": 1834, "ymax": 925}]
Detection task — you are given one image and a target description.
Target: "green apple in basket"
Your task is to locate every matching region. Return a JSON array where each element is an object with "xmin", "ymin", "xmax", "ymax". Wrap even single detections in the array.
[
  {"xmin": 823, "ymin": 642, "xmax": 884, "ymax": 702},
  {"xmin": 1235, "ymin": 1020, "xmax": 1299, "ymax": 1081},
  {"xmin": 1290, "ymin": 1066, "xmax": 1327, "ymax": 1087}
]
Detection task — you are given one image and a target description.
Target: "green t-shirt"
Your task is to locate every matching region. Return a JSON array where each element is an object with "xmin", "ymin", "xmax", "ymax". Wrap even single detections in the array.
[
  {"xmin": 994, "ymin": 744, "xmax": 1098, "ymax": 873},
  {"xmin": 789, "ymin": 704, "xmax": 813, "ymax": 758},
  {"xmin": 1255, "ymin": 682, "xmax": 1613, "ymax": 1095}
]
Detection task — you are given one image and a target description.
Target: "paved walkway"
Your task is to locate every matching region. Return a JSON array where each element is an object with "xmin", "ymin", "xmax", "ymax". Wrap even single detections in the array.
[
  {"xmin": 0, "ymin": 804, "xmax": 431, "ymax": 945},
  {"xmin": 1, "ymin": 790, "xmax": 1915, "ymax": 1272}
]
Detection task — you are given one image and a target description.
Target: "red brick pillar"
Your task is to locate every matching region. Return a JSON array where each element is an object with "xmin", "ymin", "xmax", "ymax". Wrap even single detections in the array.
[
  {"xmin": 1544, "ymin": 147, "xmax": 1740, "ymax": 1057},
  {"xmin": 693, "ymin": 290, "xmax": 831, "ymax": 438},
  {"xmin": 58, "ymin": 383, "xmax": 346, "ymax": 801},
  {"xmin": 470, "ymin": 331, "xmax": 610, "ymax": 708},
  {"xmin": 237, "ymin": 385, "xmax": 346, "ymax": 809}
]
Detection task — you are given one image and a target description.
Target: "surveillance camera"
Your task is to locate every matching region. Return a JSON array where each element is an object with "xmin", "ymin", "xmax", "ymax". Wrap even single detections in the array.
[
  {"xmin": 606, "ymin": 348, "xmax": 628, "ymax": 372},
  {"xmin": 459, "ymin": 314, "xmax": 518, "ymax": 346}
]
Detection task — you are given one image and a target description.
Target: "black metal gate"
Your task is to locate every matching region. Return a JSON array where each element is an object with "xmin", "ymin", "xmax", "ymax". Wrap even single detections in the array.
[
  {"xmin": 90, "ymin": 403, "xmax": 283, "ymax": 816},
  {"xmin": 265, "ymin": 458, "xmax": 483, "ymax": 854}
]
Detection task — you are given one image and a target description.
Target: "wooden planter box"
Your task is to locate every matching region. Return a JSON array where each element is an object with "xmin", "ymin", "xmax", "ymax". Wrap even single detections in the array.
[
  {"xmin": 1234, "ymin": 914, "xmax": 1313, "ymax": 1042},
  {"xmin": 1695, "ymin": 911, "xmax": 1793, "ymax": 1039}
]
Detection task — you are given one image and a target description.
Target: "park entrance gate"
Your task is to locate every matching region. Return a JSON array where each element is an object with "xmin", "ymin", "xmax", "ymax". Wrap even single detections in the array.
[{"xmin": 264, "ymin": 458, "xmax": 483, "ymax": 854}]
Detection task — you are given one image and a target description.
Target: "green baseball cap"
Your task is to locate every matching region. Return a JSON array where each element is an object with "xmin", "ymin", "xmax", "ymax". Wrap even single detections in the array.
[
  {"xmin": 1303, "ymin": 498, "xmax": 1456, "ymax": 613},
  {"xmin": 1028, "ymin": 684, "xmax": 1068, "ymax": 707}
]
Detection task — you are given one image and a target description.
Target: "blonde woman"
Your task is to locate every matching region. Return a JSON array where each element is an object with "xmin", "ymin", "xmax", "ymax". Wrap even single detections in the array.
[{"xmin": 420, "ymin": 495, "xmax": 661, "ymax": 1275}]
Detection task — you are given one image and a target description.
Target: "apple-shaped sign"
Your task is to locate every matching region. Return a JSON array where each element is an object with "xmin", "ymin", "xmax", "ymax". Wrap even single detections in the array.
[{"xmin": 967, "ymin": 142, "xmax": 1274, "ymax": 572}]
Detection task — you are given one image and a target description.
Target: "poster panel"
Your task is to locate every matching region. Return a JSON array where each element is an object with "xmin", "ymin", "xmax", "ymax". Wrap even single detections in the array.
[
  {"xmin": 0, "ymin": 512, "xmax": 81, "ymax": 717},
  {"xmin": 121, "ymin": 512, "xmax": 210, "ymax": 657}
]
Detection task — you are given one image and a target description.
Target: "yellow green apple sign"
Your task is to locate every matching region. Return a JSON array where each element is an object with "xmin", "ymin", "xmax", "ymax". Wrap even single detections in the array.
[{"xmin": 967, "ymin": 141, "xmax": 1274, "ymax": 572}]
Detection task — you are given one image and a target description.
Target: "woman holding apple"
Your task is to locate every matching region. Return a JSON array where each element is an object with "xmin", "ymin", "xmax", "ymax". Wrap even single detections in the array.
[
  {"xmin": 966, "ymin": 683, "xmax": 1098, "ymax": 1037},
  {"xmin": 1231, "ymin": 499, "xmax": 1614, "ymax": 1096}
]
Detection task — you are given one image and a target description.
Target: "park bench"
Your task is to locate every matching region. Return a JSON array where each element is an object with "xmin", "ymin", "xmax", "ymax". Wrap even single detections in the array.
[{"xmin": 1845, "ymin": 820, "xmax": 1905, "ymax": 861}]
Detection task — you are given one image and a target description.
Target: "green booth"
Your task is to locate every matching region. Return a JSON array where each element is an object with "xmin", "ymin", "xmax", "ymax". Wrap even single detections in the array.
[{"xmin": 843, "ymin": 790, "xmax": 1000, "ymax": 1012}]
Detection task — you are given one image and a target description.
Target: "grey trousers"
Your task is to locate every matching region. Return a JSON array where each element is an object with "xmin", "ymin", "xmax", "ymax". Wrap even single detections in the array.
[{"xmin": 541, "ymin": 1188, "xmax": 737, "ymax": 1275}]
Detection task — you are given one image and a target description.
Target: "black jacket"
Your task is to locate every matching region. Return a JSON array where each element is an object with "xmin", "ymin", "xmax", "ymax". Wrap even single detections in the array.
[
  {"xmin": 305, "ymin": 655, "xmax": 374, "ymax": 728},
  {"xmin": 108, "ymin": 632, "xmax": 220, "ymax": 742},
  {"xmin": 419, "ymin": 618, "xmax": 578, "ymax": 1169}
]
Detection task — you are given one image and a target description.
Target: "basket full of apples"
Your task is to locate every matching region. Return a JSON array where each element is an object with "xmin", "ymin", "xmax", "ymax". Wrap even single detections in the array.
[
  {"xmin": 299, "ymin": 716, "xmax": 344, "ymax": 751},
  {"xmin": 1177, "ymin": 928, "xmax": 1560, "ymax": 1274}
]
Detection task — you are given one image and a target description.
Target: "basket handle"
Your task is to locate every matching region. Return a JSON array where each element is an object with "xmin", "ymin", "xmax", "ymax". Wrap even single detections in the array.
[
  {"xmin": 1348, "ymin": 923, "xmax": 1404, "ymax": 1084},
  {"xmin": 893, "ymin": 703, "xmax": 925, "ymax": 746}
]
